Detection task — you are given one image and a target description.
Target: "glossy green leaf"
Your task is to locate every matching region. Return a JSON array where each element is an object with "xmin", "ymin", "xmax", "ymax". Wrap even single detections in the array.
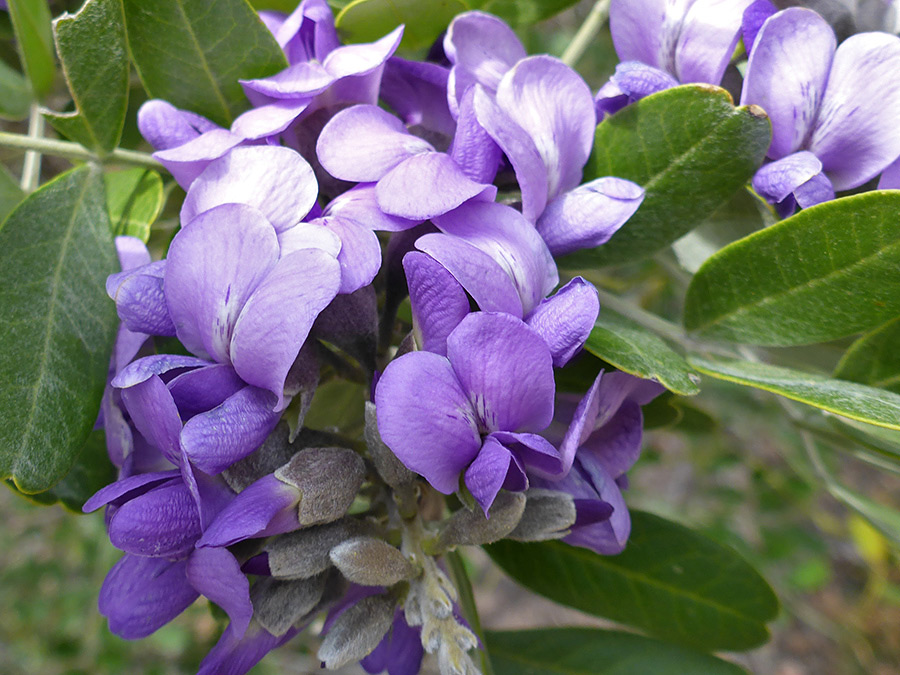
[
  {"xmin": 688, "ymin": 355, "xmax": 900, "ymax": 432},
  {"xmin": 486, "ymin": 511, "xmax": 778, "ymax": 651},
  {"xmin": 7, "ymin": 0, "xmax": 55, "ymax": 97},
  {"xmin": 834, "ymin": 317, "xmax": 900, "ymax": 393},
  {"xmin": 470, "ymin": 0, "xmax": 580, "ymax": 26},
  {"xmin": 561, "ymin": 85, "xmax": 770, "ymax": 268},
  {"xmin": 488, "ymin": 628, "xmax": 746, "ymax": 675},
  {"xmin": 585, "ymin": 310, "xmax": 700, "ymax": 395},
  {"xmin": 104, "ymin": 168, "xmax": 165, "ymax": 242},
  {"xmin": 684, "ymin": 192, "xmax": 900, "ymax": 346},
  {"xmin": 0, "ymin": 57, "xmax": 31, "ymax": 120},
  {"xmin": 0, "ymin": 164, "xmax": 25, "ymax": 222},
  {"xmin": 44, "ymin": 0, "xmax": 129, "ymax": 153},
  {"xmin": 0, "ymin": 166, "xmax": 119, "ymax": 493},
  {"xmin": 122, "ymin": 0, "xmax": 288, "ymax": 126},
  {"xmin": 335, "ymin": 0, "xmax": 466, "ymax": 50}
]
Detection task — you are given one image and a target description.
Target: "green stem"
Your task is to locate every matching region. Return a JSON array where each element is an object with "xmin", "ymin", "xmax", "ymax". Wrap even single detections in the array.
[
  {"xmin": 20, "ymin": 104, "xmax": 45, "ymax": 192},
  {"xmin": 593, "ymin": 286, "xmax": 689, "ymax": 346},
  {"xmin": 446, "ymin": 549, "xmax": 494, "ymax": 675},
  {"xmin": 0, "ymin": 131, "xmax": 164, "ymax": 171},
  {"xmin": 561, "ymin": 0, "xmax": 612, "ymax": 67}
]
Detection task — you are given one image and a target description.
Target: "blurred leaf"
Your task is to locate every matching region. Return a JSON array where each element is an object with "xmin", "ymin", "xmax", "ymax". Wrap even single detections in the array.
[
  {"xmin": 826, "ymin": 416, "xmax": 900, "ymax": 460},
  {"xmin": 834, "ymin": 316, "xmax": 900, "ymax": 393},
  {"xmin": 684, "ymin": 192, "xmax": 900, "ymax": 346},
  {"xmin": 0, "ymin": 57, "xmax": 31, "ymax": 119},
  {"xmin": 488, "ymin": 628, "xmax": 746, "ymax": 675},
  {"xmin": 641, "ymin": 391, "xmax": 682, "ymax": 429},
  {"xmin": 787, "ymin": 557, "xmax": 830, "ymax": 592},
  {"xmin": 302, "ymin": 378, "xmax": 366, "ymax": 437},
  {"xmin": 335, "ymin": 0, "xmax": 465, "ymax": 49},
  {"xmin": 122, "ymin": 0, "xmax": 288, "ymax": 126},
  {"xmin": 0, "ymin": 164, "xmax": 25, "ymax": 222},
  {"xmin": 829, "ymin": 483, "xmax": 900, "ymax": 548},
  {"xmin": 848, "ymin": 514, "xmax": 889, "ymax": 569},
  {"xmin": 471, "ymin": 0, "xmax": 580, "ymax": 27},
  {"xmin": 44, "ymin": 0, "xmax": 129, "ymax": 153},
  {"xmin": 486, "ymin": 511, "xmax": 778, "ymax": 651},
  {"xmin": 689, "ymin": 356, "xmax": 900, "ymax": 432},
  {"xmin": 0, "ymin": 166, "xmax": 118, "ymax": 493},
  {"xmin": 562, "ymin": 85, "xmax": 770, "ymax": 267},
  {"xmin": 584, "ymin": 310, "xmax": 700, "ymax": 395},
  {"xmin": 7, "ymin": 0, "xmax": 55, "ymax": 97},
  {"xmin": 104, "ymin": 168, "xmax": 165, "ymax": 242}
]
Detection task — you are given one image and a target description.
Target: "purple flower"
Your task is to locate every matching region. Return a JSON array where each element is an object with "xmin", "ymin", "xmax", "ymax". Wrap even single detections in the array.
[
  {"xmin": 741, "ymin": 7, "xmax": 900, "ymax": 211},
  {"xmin": 375, "ymin": 312, "xmax": 564, "ymax": 514}
]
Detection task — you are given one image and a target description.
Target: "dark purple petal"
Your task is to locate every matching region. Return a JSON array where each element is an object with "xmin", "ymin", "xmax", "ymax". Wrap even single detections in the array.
[
  {"xmin": 230, "ymin": 99, "xmax": 312, "ymax": 141},
  {"xmin": 563, "ymin": 458, "xmax": 631, "ymax": 554},
  {"xmin": 581, "ymin": 400, "xmax": 644, "ymax": 478},
  {"xmin": 676, "ymin": 0, "xmax": 754, "ymax": 84},
  {"xmin": 525, "ymin": 277, "xmax": 599, "ymax": 367},
  {"xmin": 403, "ymin": 251, "xmax": 469, "ymax": 356},
  {"xmin": 153, "ymin": 129, "xmax": 244, "ymax": 189},
  {"xmin": 165, "ymin": 204, "xmax": 280, "ymax": 363},
  {"xmin": 556, "ymin": 372, "xmax": 604, "ymax": 475},
  {"xmin": 321, "ymin": 215, "xmax": 382, "ymax": 294},
  {"xmin": 375, "ymin": 351, "xmax": 481, "ymax": 494},
  {"xmin": 186, "ymin": 547, "xmax": 253, "ymax": 638},
  {"xmin": 180, "ymin": 386, "xmax": 281, "ymax": 475},
  {"xmin": 317, "ymin": 105, "xmax": 433, "ymax": 182},
  {"xmin": 381, "ymin": 612, "xmax": 424, "ymax": 675},
  {"xmin": 230, "ymin": 248, "xmax": 341, "ymax": 409},
  {"xmin": 323, "ymin": 183, "xmax": 421, "ymax": 232},
  {"xmin": 83, "ymin": 470, "xmax": 180, "ymax": 513},
  {"xmin": 536, "ymin": 177, "xmax": 644, "ymax": 256},
  {"xmin": 197, "ymin": 621, "xmax": 299, "ymax": 675},
  {"xmin": 381, "ymin": 57, "xmax": 455, "ymax": 138},
  {"xmin": 119, "ymin": 375, "xmax": 183, "ymax": 466},
  {"xmin": 741, "ymin": 0, "xmax": 777, "ymax": 53},
  {"xmin": 167, "ymin": 364, "xmax": 246, "ymax": 419},
  {"xmin": 446, "ymin": 312, "xmax": 555, "ymax": 433},
  {"xmin": 489, "ymin": 430, "xmax": 563, "ymax": 478},
  {"xmin": 323, "ymin": 26, "xmax": 403, "ymax": 79},
  {"xmin": 99, "ymin": 554, "xmax": 198, "ymax": 639},
  {"xmin": 465, "ymin": 435, "xmax": 515, "ymax": 515},
  {"xmin": 108, "ymin": 480, "xmax": 201, "ymax": 557},
  {"xmin": 740, "ymin": 8, "xmax": 836, "ymax": 160},
  {"xmin": 108, "ymin": 261, "xmax": 176, "ymax": 336},
  {"xmin": 449, "ymin": 86, "xmax": 502, "ymax": 184}
]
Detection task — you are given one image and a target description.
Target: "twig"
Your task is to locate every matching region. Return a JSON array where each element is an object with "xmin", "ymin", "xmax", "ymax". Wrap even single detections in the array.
[
  {"xmin": 561, "ymin": 0, "xmax": 612, "ymax": 67},
  {"xmin": 0, "ymin": 131, "xmax": 164, "ymax": 172}
]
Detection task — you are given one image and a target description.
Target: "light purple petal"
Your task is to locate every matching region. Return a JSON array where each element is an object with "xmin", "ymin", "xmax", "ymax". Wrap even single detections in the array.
[
  {"xmin": 403, "ymin": 251, "xmax": 469, "ymax": 356},
  {"xmin": 879, "ymin": 155, "xmax": 900, "ymax": 190},
  {"xmin": 740, "ymin": 8, "xmax": 836, "ymax": 160},
  {"xmin": 751, "ymin": 151, "xmax": 824, "ymax": 203},
  {"xmin": 258, "ymin": 9, "xmax": 285, "ymax": 35},
  {"xmin": 809, "ymin": 31, "xmax": 900, "ymax": 190},
  {"xmin": 609, "ymin": 0, "xmax": 668, "ymax": 70},
  {"xmin": 556, "ymin": 372, "xmax": 605, "ymax": 475},
  {"xmin": 449, "ymin": 86, "xmax": 502, "ymax": 184},
  {"xmin": 277, "ymin": 222, "xmax": 342, "ymax": 257},
  {"xmin": 115, "ymin": 235, "xmax": 151, "ymax": 271},
  {"xmin": 119, "ymin": 375, "xmax": 183, "ymax": 466},
  {"xmin": 465, "ymin": 436, "xmax": 515, "ymax": 516},
  {"xmin": 323, "ymin": 26, "xmax": 403, "ymax": 79},
  {"xmin": 380, "ymin": 57, "xmax": 455, "ymax": 138},
  {"xmin": 99, "ymin": 555, "xmax": 198, "ymax": 639},
  {"xmin": 241, "ymin": 61, "xmax": 335, "ymax": 99},
  {"xmin": 137, "ymin": 100, "xmax": 218, "ymax": 151},
  {"xmin": 277, "ymin": 0, "xmax": 338, "ymax": 62},
  {"xmin": 581, "ymin": 401, "xmax": 644, "ymax": 478},
  {"xmin": 230, "ymin": 99, "xmax": 312, "ymax": 141},
  {"xmin": 609, "ymin": 61, "xmax": 679, "ymax": 100},
  {"xmin": 319, "ymin": 215, "xmax": 382, "ymax": 294},
  {"xmin": 167, "ymin": 364, "xmax": 246, "ymax": 419},
  {"xmin": 230, "ymin": 248, "xmax": 341, "ymax": 409},
  {"xmin": 112, "ymin": 353, "xmax": 210, "ymax": 389},
  {"xmin": 526, "ymin": 277, "xmax": 600, "ymax": 367},
  {"xmin": 446, "ymin": 312, "xmax": 555, "ymax": 433},
  {"xmin": 166, "ymin": 204, "xmax": 280, "ymax": 363},
  {"xmin": 153, "ymin": 129, "xmax": 244, "ymax": 190},
  {"xmin": 376, "ymin": 152, "xmax": 491, "ymax": 220},
  {"xmin": 83, "ymin": 470, "xmax": 180, "ymax": 513},
  {"xmin": 495, "ymin": 56, "xmax": 596, "ymax": 201},
  {"xmin": 197, "ymin": 474, "xmax": 299, "ymax": 547},
  {"xmin": 676, "ymin": 0, "xmax": 754, "ymax": 84},
  {"xmin": 323, "ymin": 184, "xmax": 421, "ymax": 232},
  {"xmin": 793, "ymin": 171, "xmax": 835, "ymax": 210},
  {"xmin": 180, "ymin": 386, "xmax": 281, "ymax": 475},
  {"xmin": 536, "ymin": 177, "xmax": 644, "ymax": 256},
  {"xmin": 182, "ymin": 146, "xmax": 317, "ymax": 233},
  {"xmin": 375, "ymin": 351, "xmax": 481, "ymax": 494},
  {"xmin": 186, "ymin": 547, "xmax": 253, "ymax": 638},
  {"xmin": 317, "ymin": 105, "xmax": 434, "ymax": 182},
  {"xmin": 108, "ymin": 480, "xmax": 201, "ymax": 557}
]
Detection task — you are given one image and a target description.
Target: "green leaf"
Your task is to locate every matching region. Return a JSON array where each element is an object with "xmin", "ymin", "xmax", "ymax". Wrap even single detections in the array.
[
  {"xmin": 488, "ymin": 628, "xmax": 746, "ymax": 675},
  {"xmin": 122, "ymin": 0, "xmax": 288, "ymax": 126},
  {"xmin": 0, "ymin": 166, "xmax": 119, "ymax": 493},
  {"xmin": 486, "ymin": 511, "xmax": 778, "ymax": 651},
  {"xmin": 684, "ymin": 192, "xmax": 900, "ymax": 346},
  {"xmin": 828, "ymin": 483, "xmax": 900, "ymax": 548},
  {"xmin": 561, "ymin": 85, "xmax": 770, "ymax": 268},
  {"xmin": 834, "ymin": 316, "xmax": 900, "ymax": 393},
  {"xmin": 688, "ymin": 355, "xmax": 900, "ymax": 432},
  {"xmin": 44, "ymin": 0, "xmax": 129, "ymax": 154},
  {"xmin": 584, "ymin": 310, "xmax": 700, "ymax": 395},
  {"xmin": 0, "ymin": 164, "xmax": 25, "ymax": 222},
  {"xmin": 470, "ymin": 0, "xmax": 580, "ymax": 27},
  {"xmin": 335, "ymin": 0, "xmax": 466, "ymax": 50},
  {"xmin": 7, "ymin": 0, "xmax": 55, "ymax": 97},
  {"xmin": 0, "ymin": 57, "xmax": 31, "ymax": 120},
  {"xmin": 104, "ymin": 168, "xmax": 165, "ymax": 242}
]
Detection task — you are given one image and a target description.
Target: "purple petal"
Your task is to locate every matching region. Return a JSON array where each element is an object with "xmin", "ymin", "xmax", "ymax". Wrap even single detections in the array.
[
  {"xmin": 230, "ymin": 99, "xmax": 312, "ymax": 141},
  {"xmin": 119, "ymin": 375, "xmax": 183, "ymax": 466},
  {"xmin": 230, "ymin": 248, "xmax": 341, "ymax": 409},
  {"xmin": 792, "ymin": 171, "xmax": 835, "ymax": 210},
  {"xmin": 165, "ymin": 204, "xmax": 280, "ymax": 363},
  {"xmin": 186, "ymin": 547, "xmax": 253, "ymax": 638},
  {"xmin": 740, "ymin": 8, "xmax": 836, "ymax": 160},
  {"xmin": 323, "ymin": 183, "xmax": 421, "ymax": 232},
  {"xmin": 277, "ymin": 0, "xmax": 338, "ymax": 62},
  {"xmin": 154, "ymin": 129, "xmax": 244, "ymax": 190},
  {"xmin": 317, "ymin": 105, "xmax": 433, "ymax": 182},
  {"xmin": 99, "ymin": 554, "xmax": 198, "ymax": 639},
  {"xmin": 376, "ymin": 152, "xmax": 492, "ymax": 220},
  {"xmin": 403, "ymin": 251, "xmax": 469, "ymax": 356},
  {"xmin": 112, "ymin": 353, "xmax": 210, "ymax": 388},
  {"xmin": 809, "ymin": 31, "xmax": 900, "ymax": 190},
  {"xmin": 608, "ymin": 61, "xmax": 679, "ymax": 100},
  {"xmin": 676, "ymin": 0, "xmax": 754, "ymax": 84},
  {"xmin": 197, "ymin": 621, "xmax": 298, "ymax": 675},
  {"xmin": 167, "ymin": 364, "xmax": 246, "ymax": 419},
  {"xmin": 536, "ymin": 177, "xmax": 644, "ymax": 256},
  {"xmin": 380, "ymin": 612, "xmax": 424, "ymax": 675},
  {"xmin": 241, "ymin": 61, "xmax": 335, "ymax": 99},
  {"xmin": 380, "ymin": 57, "xmax": 455, "ymax": 138},
  {"xmin": 556, "ymin": 372, "xmax": 605, "ymax": 475},
  {"xmin": 489, "ymin": 430, "xmax": 564, "ymax": 478},
  {"xmin": 375, "ymin": 351, "xmax": 481, "ymax": 494},
  {"xmin": 525, "ymin": 277, "xmax": 600, "ymax": 367},
  {"xmin": 879, "ymin": 155, "xmax": 900, "ymax": 190},
  {"xmin": 447, "ymin": 312, "xmax": 555, "ymax": 433},
  {"xmin": 83, "ymin": 470, "xmax": 180, "ymax": 513},
  {"xmin": 197, "ymin": 474, "xmax": 299, "ymax": 547},
  {"xmin": 182, "ymin": 146, "xmax": 317, "ymax": 233},
  {"xmin": 180, "ymin": 386, "xmax": 282, "ymax": 475},
  {"xmin": 319, "ymin": 215, "xmax": 382, "ymax": 294},
  {"xmin": 494, "ymin": 56, "xmax": 595, "ymax": 201},
  {"xmin": 108, "ymin": 261, "xmax": 176, "ymax": 336},
  {"xmin": 465, "ymin": 436, "xmax": 515, "ymax": 515},
  {"xmin": 137, "ymin": 100, "xmax": 218, "ymax": 151},
  {"xmin": 449, "ymin": 86, "xmax": 502, "ymax": 184},
  {"xmin": 581, "ymin": 400, "xmax": 644, "ymax": 478},
  {"xmin": 609, "ymin": 0, "xmax": 668, "ymax": 70},
  {"xmin": 277, "ymin": 222, "xmax": 342, "ymax": 257},
  {"xmin": 115, "ymin": 235, "xmax": 151, "ymax": 271},
  {"xmin": 563, "ymin": 458, "xmax": 631, "ymax": 554},
  {"xmin": 108, "ymin": 480, "xmax": 201, "ymax": 557},
  {"xmin": 751, "ymin": 151, "xmax": 824, "ymax": 203},
  {"xmin": 741, "ymin": 0, "xmax": 777, "ymax": 53},
  {"xmin": 323, "ymin": 26, "xmax": 403, "ymax": 79}
]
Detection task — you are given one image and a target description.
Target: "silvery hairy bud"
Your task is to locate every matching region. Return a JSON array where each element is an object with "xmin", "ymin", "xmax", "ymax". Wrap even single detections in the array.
[
  {"xmin": 266, "ymin": 517, "xmax": 370, "ymax": 580},
  {"xmin": 508, "ymin": 489, "xmax": 577, "ymax": 541},
  {"xmin": 275, "ymin": 446, "xmax": 366, "ymax": 526},
  {"xmin": 318, "ymin": 594, "xmax": 396, "ymax": 670},
  {"xmin": 251, "ymin": 572, "xmax": 330, "ymax": 637},
  {"xmin": 436, "ymin": 491, "xmax": 526, "ymax": 549},
  {"xmin": 222, "ymin": 421, "xmax": 297, "ymax": 492},
  {"xmin": 329, "ymin": 536, "xmax": 416, "ymax": 586},
  {"xmin": 364, "ymin": 401, "xmax": 415, "ymax": 488}
]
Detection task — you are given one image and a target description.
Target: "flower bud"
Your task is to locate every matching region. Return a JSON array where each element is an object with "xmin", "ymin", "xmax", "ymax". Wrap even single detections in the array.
[
  {"xmin": 275, "ymin": 447, "xmax": 366, "ymax": 526},
  {"xmin": 436, "ymin": 491, "xmax": 526, "ymax": 549},
  {"xmin": 222, "ymin": 421, "xmax": 296, "ymax": 493},
  {"xmin": 266, "ymin": 517, "xmax": 370, "ymax": 580},
  {"xmin": 364, "ymin": 401, "xmax": 415, "ymax": 488},
  {"xmin": 508, "ymin": 489, "xmax": 577, "ymax": 541},
  {"xmin": 317, "ymin": 594, "xmax": 396, "ymax": 670},
  {"xmin": 251, "ymin": 573, "xmax": 328, "ymax": 637},
  {"xmin": 329, "ymin": 536, "xmax": 415, "ymax": 586}
]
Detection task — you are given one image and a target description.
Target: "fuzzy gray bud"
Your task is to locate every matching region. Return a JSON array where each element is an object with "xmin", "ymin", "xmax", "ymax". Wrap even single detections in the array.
[
  {"xmin": 275, "ymin": 447, "xmax": 366, "ymax": 526},
  {"xmin": 251, "ymin": 573, "xmax": 328, "ymax": 637},
  {"xmin": 364, "ymin": 402, "xmax": 415, "ymax": 488},
  {"xmin": 508, "ymin": 489, "xmax": 577, "ymax": 541},
  {"xmin": 329, "ymin": 536, "xmax": 415, "ymax": 586},
  {"xmin": 266, "ymin": 518, "xmax": 369, "ymax": 580},
  {"xmin": 436, "ymin": 491, "xmax": 526, "ymax": 549},
  {"xmin": 222, "ymin": 422, "xmax": 296, "ymax": 493},
  {"xmin": 317, "ymin": 594, "xmax": 396, "ymax": 670}
]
